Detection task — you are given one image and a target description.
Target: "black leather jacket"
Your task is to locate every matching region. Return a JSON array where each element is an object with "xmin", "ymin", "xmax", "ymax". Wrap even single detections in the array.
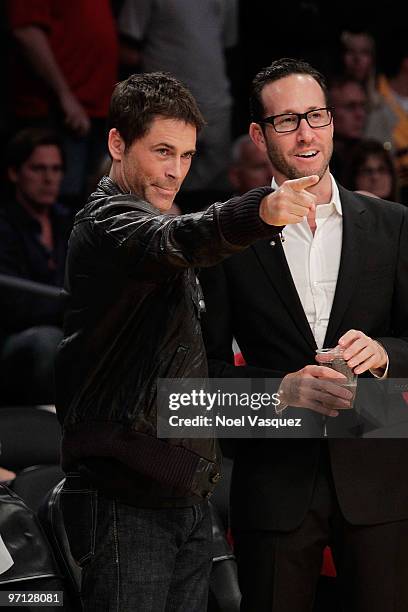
[{"xmin": 56, "ymin": 177, "xmax": 277, "ymax": 502}]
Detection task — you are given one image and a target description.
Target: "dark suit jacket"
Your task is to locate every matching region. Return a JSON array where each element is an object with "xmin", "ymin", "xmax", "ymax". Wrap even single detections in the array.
[{"xmin": 200, "ymin": 186, "xmax": 408, "ymax": 531}]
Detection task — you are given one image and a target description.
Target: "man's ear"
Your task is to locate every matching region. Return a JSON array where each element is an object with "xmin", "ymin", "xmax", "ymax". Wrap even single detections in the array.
[
  {"xmin": 108, "ymin": 128, "xmax": 125, "ymax": 161},
  {"xmin": 249, "ymin": 122, "xmax": 267, "ymax": 153},
  {"xmin": 7, "ymin": 166, "xmax": 18, "ymax": 184}
]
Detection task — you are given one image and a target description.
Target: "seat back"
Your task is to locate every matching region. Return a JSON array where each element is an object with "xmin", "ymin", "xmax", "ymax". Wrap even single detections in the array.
[
  {"xmin": 11, "ymin": 464, "xmax": 65, "ymax": 513},
  {"xmin": 38, "ymin": 479, "xmax": 82, "ymax": 609},
  {"xmin": 0, "ymin": 484, "xmax": 71, "ymax": 608},
  {"xmin": 210, "ymin": 456, "xmax": 233, "ymax": 531},
  {"xmin": 0, "ymin": 406, "xmax": 61, "ymax": 471},
  {"xmin": 209, "ymin": 502, "xmax": 241, "ymax": 611}
]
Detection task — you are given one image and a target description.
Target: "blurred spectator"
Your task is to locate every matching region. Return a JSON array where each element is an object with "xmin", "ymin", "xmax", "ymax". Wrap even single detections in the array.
[
  {"xmin": 365, "ymin": 29, "xmax": 408, "ymax": 205},
  {"xmin": 0, "ymin": 128, "xmax": 72, "ymax": 406},
  {"xmin": 228, "ymin": 134, "xmax": 273, "ymax": 194},
  {"xmin": 329, "ymin": 76, "xmax": 368, "ymax": 180},
  {"xmin": 341, "ymin": 31, "xmax": 374, "ymax": 83},
  {"xmin": 342, "ymin": 139, "xmax": 399, "ymax": 201},
  {"xmin": 337, "ymin": 29, "xmax": 380, "ymax": 109},
  {"xmin": 117, "ymin": 0, "xmax": 238, "ymax": 210},
  {"xmin": 6, "ymin": 0, "xmax": 118, "ymax": 209}
]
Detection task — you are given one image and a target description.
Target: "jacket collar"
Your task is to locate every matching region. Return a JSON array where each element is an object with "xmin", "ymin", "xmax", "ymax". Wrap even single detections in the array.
[
  {"xmin": 94, "ymin": 175, "xmax": 124, "ymax": 197},
  {"xmin": 252, "ymin": 183, "xmax": 369, "ymax": 349},
  {"xmin": 87, "ymin": 176, "xmax": 160, "ymax": 216}
]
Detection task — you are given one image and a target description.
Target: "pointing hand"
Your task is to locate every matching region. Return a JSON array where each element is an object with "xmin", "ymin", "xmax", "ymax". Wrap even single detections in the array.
[{"xmin": 260, "ymin": 174, "xmax": 319, "ymax": 226}]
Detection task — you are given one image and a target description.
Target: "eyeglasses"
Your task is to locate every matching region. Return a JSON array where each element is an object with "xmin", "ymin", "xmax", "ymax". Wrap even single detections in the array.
[{"xmin": 259, "ymin": 107, "xmax": 333, "ymax": 133}]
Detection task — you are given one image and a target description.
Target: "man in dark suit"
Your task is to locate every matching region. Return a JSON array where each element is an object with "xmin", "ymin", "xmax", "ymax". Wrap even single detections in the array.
[{"xmin": 200, "ymin": 58, "xmax": 408, "ymax": 612}]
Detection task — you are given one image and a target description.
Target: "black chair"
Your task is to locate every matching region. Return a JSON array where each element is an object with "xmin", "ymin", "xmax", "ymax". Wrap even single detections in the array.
[
  {"xmin": 0, "ymin": 406, "xmax": 61, "ymax": 472},
  {"xmin": 210, "ymin": 456, "xmax": 233, "ymax": 530},
  {"xmin": 208, "ymin": 502, "xmax": 241, "ymax": 612},
  {"xmin": 11, "ymin": 464, "xmax": 65, "ymax": 514},
  {"xmin": 38, "ymin": 479, "xmax": 82, "ymax": 611},
  {"xmin": 0, "ymin": 484, "xmax": 72, "ymax": 611},
  {"xmin": 207, "ymin": 456, "xmax": 241, "ymax": 612}
]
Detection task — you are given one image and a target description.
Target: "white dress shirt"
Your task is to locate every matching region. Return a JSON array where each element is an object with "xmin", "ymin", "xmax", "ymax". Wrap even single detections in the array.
[
  {"xmin": 271, "ymin": 174, "xmax": 388, "ymax": 377},
  {"xmin": 273, "ymin": 174, "xmax": 342, "ymax": 349}
]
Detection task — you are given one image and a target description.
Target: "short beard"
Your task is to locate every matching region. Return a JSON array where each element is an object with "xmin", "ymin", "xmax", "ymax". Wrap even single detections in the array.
[{"xmin": 265, "ymin": 139, "xmax": 332, "ymax": 180}]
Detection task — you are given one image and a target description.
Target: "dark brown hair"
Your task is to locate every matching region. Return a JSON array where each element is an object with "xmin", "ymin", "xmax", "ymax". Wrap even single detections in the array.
[
  {"xmin": 7, "ymin": 127, "xmax": 65, "ymax": 170},
  {"xmin": 343, "ymin": 139, "xmax": 399, "ymax": 201},
  {"xmin": 250, "ymin": 58, "xmax": 329, "ymax": 122},
  {"xmin": 108, "ymin": 72, "xmax": 205, "ymax": 150}
]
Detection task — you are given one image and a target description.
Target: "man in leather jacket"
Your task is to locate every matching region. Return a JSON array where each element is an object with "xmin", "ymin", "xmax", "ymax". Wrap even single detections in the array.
[{"xmin": 55, "ymin": 71, "xmax": 349, "ymax": 611}]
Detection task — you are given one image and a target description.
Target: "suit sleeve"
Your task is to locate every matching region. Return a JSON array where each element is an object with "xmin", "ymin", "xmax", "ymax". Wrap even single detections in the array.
[
  {"xmin": 377, "ymin": 206, "xmax": 408, "ymax": 377},
  {"xmin": 200, "ymin": 262, "xmax": 284, "ymax": 380}
]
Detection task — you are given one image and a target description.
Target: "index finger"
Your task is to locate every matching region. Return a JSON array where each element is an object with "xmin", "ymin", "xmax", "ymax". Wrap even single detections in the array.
[
  {"xmin": 285, "ymin": 175, "xmax": 320, "ymax": 191},
  {"xmin": 338, "ymin": 329, "xmax": 362, "ymax": 348}
]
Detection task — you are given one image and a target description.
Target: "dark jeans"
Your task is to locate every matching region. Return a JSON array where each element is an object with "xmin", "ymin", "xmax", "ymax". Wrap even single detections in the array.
[{"xmin": 61, "ymin": 478, "xmax": 213, "ymax": 612}]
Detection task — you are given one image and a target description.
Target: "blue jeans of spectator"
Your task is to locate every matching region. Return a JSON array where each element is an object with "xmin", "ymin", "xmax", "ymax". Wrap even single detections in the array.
[{"xmin": 61, "ymin": 478, "xmax": 213, "ymax": 612}]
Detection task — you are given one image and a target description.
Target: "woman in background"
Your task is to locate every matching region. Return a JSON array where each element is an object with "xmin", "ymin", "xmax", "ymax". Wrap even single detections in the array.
[
  {"xmin": 339, "ymin": 29, "xmax": 380, "ymax": 110},
  {"xmin": 343, "ymin": 139, "xmax": 399, "ymax": 201}
]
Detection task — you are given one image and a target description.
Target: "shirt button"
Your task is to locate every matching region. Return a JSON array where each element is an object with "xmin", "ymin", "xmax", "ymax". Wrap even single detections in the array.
[{"xmin": 199, "ymin": 299, "xmax": 206, "ymax": 309}]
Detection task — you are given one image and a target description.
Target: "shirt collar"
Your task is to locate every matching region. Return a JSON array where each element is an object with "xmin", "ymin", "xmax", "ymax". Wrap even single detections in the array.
[{"xmin": 271, "ymin": 173, "xmax": 342, "ymax": 218}]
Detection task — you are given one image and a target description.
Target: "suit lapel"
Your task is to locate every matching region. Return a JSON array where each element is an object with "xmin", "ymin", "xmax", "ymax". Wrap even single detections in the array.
[
  {"xmin": 324, "ymin": 186, "xmax": 369, "ymax": 347},
  {"xmin": 252, "ymin": 238, "xmax": 317, "ymax": 349}
]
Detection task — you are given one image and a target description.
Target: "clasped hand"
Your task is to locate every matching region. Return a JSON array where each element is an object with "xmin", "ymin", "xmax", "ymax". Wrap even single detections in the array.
[
  {"xmin": 279, "ymin": 365, "xmax": 353, "ymax": 417},
  {"xmin": 338, "ymin": 329, "xmax": 387, "ymax": 375}
]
